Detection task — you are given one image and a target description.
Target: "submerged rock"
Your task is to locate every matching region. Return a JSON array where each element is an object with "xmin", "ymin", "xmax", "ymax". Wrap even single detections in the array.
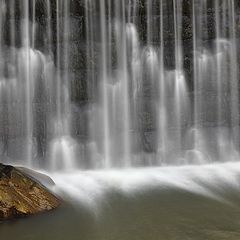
[{"xmin": 0, "ymin": 163, "xmax": 60, "ymax": 220}]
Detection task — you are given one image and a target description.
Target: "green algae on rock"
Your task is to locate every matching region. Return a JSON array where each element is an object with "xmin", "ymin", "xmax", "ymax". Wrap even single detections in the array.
[{"xmin": 0, "ymin": 163, "xmax": 60, "ymax": 220}]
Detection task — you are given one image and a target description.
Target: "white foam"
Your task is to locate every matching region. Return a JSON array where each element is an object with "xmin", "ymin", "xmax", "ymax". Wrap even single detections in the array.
[{"xmin": 45, "ymin": 162, "xmax": 240, "ymax": 216}]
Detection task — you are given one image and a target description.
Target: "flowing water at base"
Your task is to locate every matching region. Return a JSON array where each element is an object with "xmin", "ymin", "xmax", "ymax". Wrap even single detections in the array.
[{"xmin": 2, "ymin": 163, "xmax": 240, "ymax": 240}]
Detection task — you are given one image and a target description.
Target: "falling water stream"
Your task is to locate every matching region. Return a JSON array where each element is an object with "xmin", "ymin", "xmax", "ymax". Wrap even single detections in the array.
[
  {"xmin": 1, "ymin": 0, "xmax": 240, "ymax": 239},
  {"xmin": 0, "ymin": 0, "xmax": 238, "ymax": 168}
]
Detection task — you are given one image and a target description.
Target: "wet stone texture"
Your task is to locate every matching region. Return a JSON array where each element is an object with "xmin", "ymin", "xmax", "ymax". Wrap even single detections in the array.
[{"xmin": 0, "ymin": 163, "xmax": 60, "ymax": 220}]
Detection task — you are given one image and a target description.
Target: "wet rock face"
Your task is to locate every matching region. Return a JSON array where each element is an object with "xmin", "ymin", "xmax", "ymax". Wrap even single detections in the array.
[{"xmin": 0, "ymin": 163, "xmax": 60, "ymax": 220}]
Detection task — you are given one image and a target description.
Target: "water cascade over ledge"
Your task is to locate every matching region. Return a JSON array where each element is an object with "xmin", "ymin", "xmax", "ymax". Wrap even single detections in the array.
[{"xmin": 0, "ymin": 0, "xmax": 239, "ymax": 170}]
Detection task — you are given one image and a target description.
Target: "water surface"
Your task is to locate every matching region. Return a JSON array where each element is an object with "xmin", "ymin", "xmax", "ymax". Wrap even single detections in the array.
[{"xmin": 1, "ymin": 163, "xmax": 240, "ymax": 240}]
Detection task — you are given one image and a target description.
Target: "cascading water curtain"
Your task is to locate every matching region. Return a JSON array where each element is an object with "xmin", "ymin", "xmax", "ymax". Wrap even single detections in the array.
[
  {"xmin": 0, "ymin": 0, "xmax": 77, "ymax": 170},
  {"xmin": 86, "ymin": 0, "xmax": 133, "ymax": 168},
  {"xmin": 85, "ymin": 0, "xmax": 240, "ymax": 168},
  {"xmin": 0, "ymin": 0, "xmax": 239, "ymax": 170},
  {"xmin": 192, "ymin": 0, "xmax": 240, "ymax": 163}
]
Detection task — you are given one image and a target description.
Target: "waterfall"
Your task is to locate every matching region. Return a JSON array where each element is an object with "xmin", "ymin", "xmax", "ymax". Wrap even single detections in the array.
[
  {"xmin": 49, "ymin": 0, "xmax": 77, "ymax": 171},
  {"xmin": 0, "ymin": 0, "xmax": 239, "ymax": 171},
  {"xmin": 192, "ymin": 0, "xmax": 239, "ymax": 162}
]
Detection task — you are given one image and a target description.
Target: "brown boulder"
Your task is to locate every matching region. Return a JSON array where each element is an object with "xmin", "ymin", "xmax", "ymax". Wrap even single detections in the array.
[{"xmin": 0, "ymin": 163, "xmax": 61, "ymax": 220}]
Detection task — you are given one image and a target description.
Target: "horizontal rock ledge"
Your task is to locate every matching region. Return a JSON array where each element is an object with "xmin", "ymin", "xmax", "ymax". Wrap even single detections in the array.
[{"xmin": 0, "ymin": 163, "xmax": 61, "ymax": 221}]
